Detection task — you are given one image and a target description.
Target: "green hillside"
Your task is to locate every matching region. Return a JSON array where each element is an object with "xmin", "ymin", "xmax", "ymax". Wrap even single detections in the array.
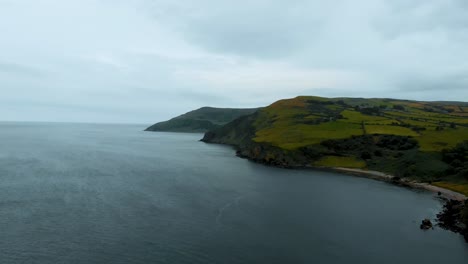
[
  {"xmin": 145, "ymin": 107, "xmax": 259, "ymax": 133},
  {"xmin": 202, "ymin": 96, "xmax": 468, "ymax": 195}
]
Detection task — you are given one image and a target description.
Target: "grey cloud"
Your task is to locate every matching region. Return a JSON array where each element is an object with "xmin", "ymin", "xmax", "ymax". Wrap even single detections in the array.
[
  {"xmin": 0, "ymin": 62, "xmax": 44, "ymax": 77},
  {"xmin": 374, "ymin": 0, "xmax": 468, "ymax": 39},
  {"xmin": 397, "ymin": 73, "xmax": 468, "ymax": 92},
  {"xmin": 0, "ymin": 0, "xmax": 467, "ymax": 123},
  {"xmin": 150, "ymin": 0, "xmax": 328, "ymax": 59}
]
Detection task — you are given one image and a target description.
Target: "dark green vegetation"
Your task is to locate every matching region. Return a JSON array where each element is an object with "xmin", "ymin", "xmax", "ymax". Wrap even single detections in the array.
[
  {"xmin": 145, "ymin": 107, "xmax": 258, "ymax": 133},
  {"xmin": 442, "ymin": 141, "xmax": 468, "ymax": 179},
  {"xmin": 202, "ymin": 96, "xmax": 468, "ymax": 194}
]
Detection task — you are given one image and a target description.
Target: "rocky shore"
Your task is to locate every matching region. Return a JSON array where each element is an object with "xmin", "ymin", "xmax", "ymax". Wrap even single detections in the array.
[
  {"xmin": 437, "ymin": 199, "xmax": 468, "ymax": 242},
  {"xmin": 331, "ymin": 167, "xmax": 467, "ymax": 201}
]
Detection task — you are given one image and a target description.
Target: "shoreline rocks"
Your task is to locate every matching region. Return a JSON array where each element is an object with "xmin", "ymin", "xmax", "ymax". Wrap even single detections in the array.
[
  {"xmin": 420, "ymin": 219, "xmax": 433, "ymax": 230},
  {"xmin": 436, "ymin": 199, "xmax": 468, "ymax": 242}
]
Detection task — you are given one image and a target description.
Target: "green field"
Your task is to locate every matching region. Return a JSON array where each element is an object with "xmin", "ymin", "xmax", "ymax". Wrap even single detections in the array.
[
  {"xmin": 418, "ymin": 128, "xmax": 468, "ymax": 151},
  {"xmin": 341, "ymin": 110, "xmax": 390, "ymax": 123},
  {"xmin": 252, "ymin": 96, "xmax": 468, "ymax": 152},
  {"xmin": 254, "ymin": 121, "xmax": 363, "ymax": 150},
  {"xmin": 365, "ymin": 125, "xmax": 419, "ymax": 137}
]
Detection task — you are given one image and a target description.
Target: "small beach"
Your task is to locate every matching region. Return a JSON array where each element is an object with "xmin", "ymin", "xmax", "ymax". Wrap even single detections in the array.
[{"xmin": 333, "ymin": 167, "xmax": 467, "ymax": 201}]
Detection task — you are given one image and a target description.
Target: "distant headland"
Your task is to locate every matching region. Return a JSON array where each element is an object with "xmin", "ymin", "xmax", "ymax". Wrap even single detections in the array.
[{"xmin": 145, "ymin": 107, "xmax": 259, "ymax": 133}]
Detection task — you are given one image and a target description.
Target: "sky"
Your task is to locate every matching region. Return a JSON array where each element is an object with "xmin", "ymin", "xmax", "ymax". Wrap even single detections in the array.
[{"xmin": 1, "ymin": 0, "xmax": 467, "ymax": 124}]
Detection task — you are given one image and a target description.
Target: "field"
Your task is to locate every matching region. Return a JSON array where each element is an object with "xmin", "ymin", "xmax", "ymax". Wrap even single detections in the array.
[
  {"xmin": 418, "ymin": 128, "xmax": 468, "ymax": 151},
  {"xmin": 365, "ymin": 125, "xmax": 419, "ymax": 137},
  {"xmin": 254, "ymin": 121, "xmax": 363, "ymax": 150},
  {"xmin": 251, "ymin": 96, "xmax": 468, "ymax": 152},
  {"xmin": 341, "ymin": 110, "xmax": 390, "ymax": 123}
]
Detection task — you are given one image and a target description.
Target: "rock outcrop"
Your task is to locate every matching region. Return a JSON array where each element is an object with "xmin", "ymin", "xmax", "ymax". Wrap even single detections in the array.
[
  {"xmin": 420, "ymin": 219, "xmax": 433, "ymax": 230},
  {"xmin": 437, "ymin": 199, "xmax": 468, "ymax": 241}
]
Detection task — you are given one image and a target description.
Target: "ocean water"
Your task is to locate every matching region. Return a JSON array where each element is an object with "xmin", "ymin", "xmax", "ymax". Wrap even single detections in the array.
[{"xmin": 0, "ymin": 122, "xmax": 466, "ymax": 264}]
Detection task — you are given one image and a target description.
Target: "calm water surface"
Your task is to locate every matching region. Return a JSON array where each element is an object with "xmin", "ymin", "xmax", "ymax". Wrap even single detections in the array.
[{"xmin": 0, "ymin": 122, "xmax": 467, "ymax": 263}]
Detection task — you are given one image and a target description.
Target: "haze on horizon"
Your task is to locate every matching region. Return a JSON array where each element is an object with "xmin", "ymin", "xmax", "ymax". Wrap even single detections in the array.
[{"xmin": 1, "ymin": 0, "xmax": 467, "ymax": 124}]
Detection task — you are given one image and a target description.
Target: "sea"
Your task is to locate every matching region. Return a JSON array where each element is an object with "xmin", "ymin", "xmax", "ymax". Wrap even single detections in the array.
[{"xmin": 0, "ymin": 122, "xmax": 467, "ymax": 263}]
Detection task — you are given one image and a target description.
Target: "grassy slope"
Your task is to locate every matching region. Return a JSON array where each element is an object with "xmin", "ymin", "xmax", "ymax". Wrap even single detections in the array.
[
  {"xmin": 203, "ymin": 96, "xmax": 468, "ymax": 194},
  {"xmin": 145, "ymin": 107, "xmax": 258, "ymax": 132},
  {"xmin": 253, "ymin": 96, "xmax": 468, "ymax": 151}
]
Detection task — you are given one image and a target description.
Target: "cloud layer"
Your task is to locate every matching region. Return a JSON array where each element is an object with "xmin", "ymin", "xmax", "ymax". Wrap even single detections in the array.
[{"xmin": 1, "ymin": 0, "xmax": 467, "ymax": 123}]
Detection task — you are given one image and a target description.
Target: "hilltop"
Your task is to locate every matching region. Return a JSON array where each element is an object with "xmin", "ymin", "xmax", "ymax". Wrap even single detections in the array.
[
  {"xmin": 202, "ymin": 96, "xmax": 468, "ymax": 196},
  {"xmin": 145, "ymin": 107, "xmax": 259, "ymax": 133}
]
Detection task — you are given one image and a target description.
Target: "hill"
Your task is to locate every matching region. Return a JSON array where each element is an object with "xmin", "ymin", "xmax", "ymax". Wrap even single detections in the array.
[
  {"xmin": 202, "ymin": 96, "xmax": 468, "ymax": 195},
  {"xmin": 145, "ymin": 107, "xmax": 259, "ymax": 133}
]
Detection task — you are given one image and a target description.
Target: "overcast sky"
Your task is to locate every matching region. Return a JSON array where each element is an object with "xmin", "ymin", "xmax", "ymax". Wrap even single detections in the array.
[{"xmin": 1, "ymin": 0, "xmax": 467, "ymax": 124}]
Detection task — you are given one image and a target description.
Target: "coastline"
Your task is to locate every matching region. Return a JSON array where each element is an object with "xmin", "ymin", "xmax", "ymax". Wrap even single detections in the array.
[
  {"xmin": 232, "ymin": 148, "xmax": 468, "ymax": 202},
  {"xmin": 226, "ymin": 142, "xmax": 467, "ymax": 240},
  {"xmin": 330, "ymin": 167, "xmax": 467, "ymax": 201}
]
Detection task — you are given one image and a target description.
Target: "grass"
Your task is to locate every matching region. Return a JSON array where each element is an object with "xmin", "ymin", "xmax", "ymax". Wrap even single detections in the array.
[
  {"xmin": 405, "ymin": 102, "xmax": 426, "ymax": 109},
  {"xmin": 365, "ymin": 119, "xmax": 400, "ymax": 125},
  {"xmin": 341, "ymin": 110, "xmax": 390, "ymax": 123},
  {"xmin": 254, "ymin": 121, "xmax": 363, "ymax": 150},
  {"xmin": 418, "ymin": 127, "xmax": 468, "ymax": 152},
  {"xmin": 314, "ymin": 156, "xmax": 367, "ymax": 169},
  {"xmin": 365, "ymin": 125, "xmax": 419, "ymax": 137},
  {"xmin": 399, "ymin": 119, "xmax": 438, "ymax": 128},
  {"xmin": 432, "ymin": 181, "xmax": 468, "ymax": 196},
  {"xmin": 452, "ymin": 112, "xmax": 468, "ymax": 117},
  {"xmin": 442, "ymin": 118, "xmax": 468, "ymax": 124}
]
